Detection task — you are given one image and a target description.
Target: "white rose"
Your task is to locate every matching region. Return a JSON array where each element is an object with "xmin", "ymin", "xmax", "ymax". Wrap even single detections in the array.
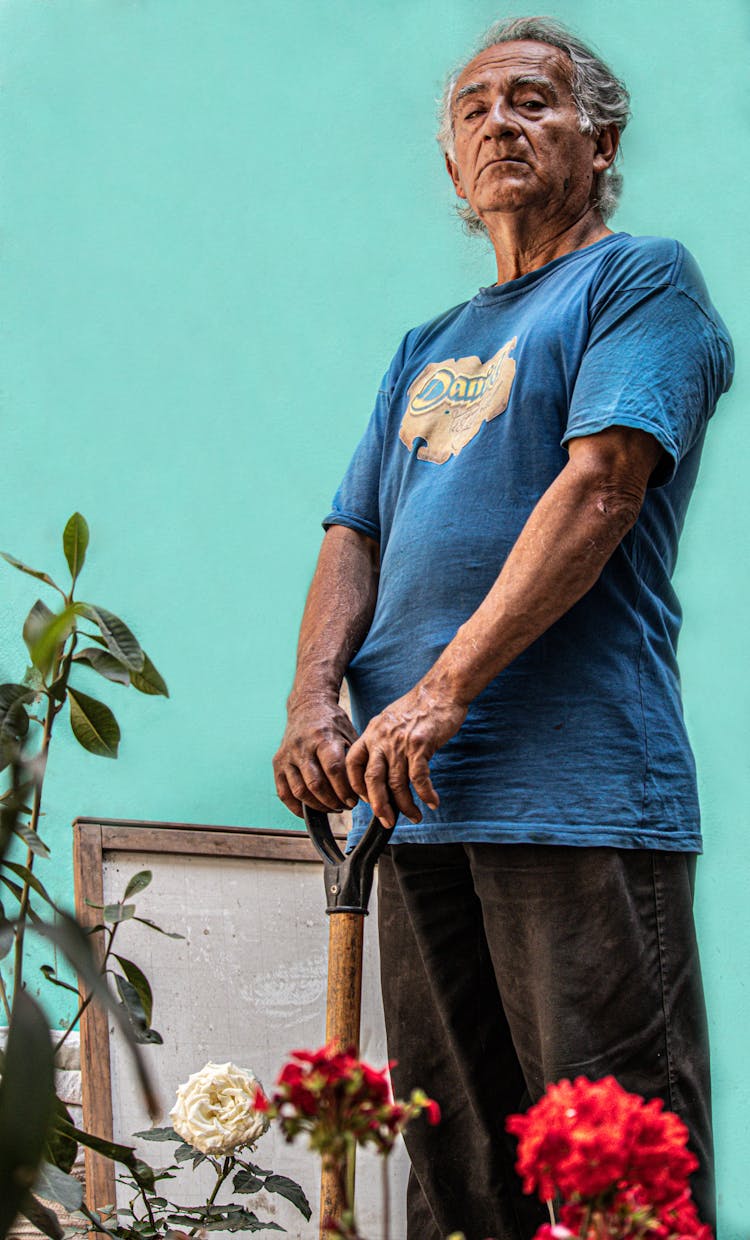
[{"xmin": 169, "ymin": 1061, "xmax": 270, "ymax": 1155}]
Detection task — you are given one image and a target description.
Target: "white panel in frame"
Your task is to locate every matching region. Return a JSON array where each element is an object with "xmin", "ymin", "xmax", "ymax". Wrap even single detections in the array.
[{"xmin": 74, "ymin": 819, "xmax": 408, "ymax": 1240}]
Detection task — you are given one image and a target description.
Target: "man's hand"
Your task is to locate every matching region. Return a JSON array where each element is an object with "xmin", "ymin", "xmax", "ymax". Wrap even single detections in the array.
[
  {"xmin": 273, "ymin": 692, "xmax": 360, "ymax": 818},
  {"xmin": 346, "ymin": 680, "xmax": 468, "ymax": 828}
]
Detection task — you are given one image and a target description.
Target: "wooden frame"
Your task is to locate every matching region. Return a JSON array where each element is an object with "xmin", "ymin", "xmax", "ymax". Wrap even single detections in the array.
[{"xmin": 73, "ymin": 817, "xmax": 332, "ymax": 1211}]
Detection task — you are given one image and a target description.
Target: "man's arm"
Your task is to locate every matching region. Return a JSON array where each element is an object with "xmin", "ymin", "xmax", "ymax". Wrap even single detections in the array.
[
  {"xmin": 273, "ymin": 523, "xmax": 380, "ymax": 817},
  {"xmin": 345, "ymin": 424, "xmax": 664, "ymax": 826}
]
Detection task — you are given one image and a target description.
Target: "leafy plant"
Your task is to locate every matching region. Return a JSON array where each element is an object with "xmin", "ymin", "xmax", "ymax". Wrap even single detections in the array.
[
  {"xmin": 77, "ymin": 1124, "xmax": 312, "ymax": 1237},
  {"xmin": 0, "ymin": 514, "xmax": 171, "ymax": 1238}
]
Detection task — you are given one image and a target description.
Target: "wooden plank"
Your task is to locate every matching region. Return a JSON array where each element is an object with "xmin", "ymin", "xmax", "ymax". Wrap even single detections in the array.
[
  {"xmin": 98, "ymin": 825, "xmax": 324, "ymax": 862},
  {"xmin": 75, "ymin": 816, "xmax": 343, "ymax": 839},
  {"xmin": 72, "ymin": 822, "xmax": 117, "ymax": 1212}
]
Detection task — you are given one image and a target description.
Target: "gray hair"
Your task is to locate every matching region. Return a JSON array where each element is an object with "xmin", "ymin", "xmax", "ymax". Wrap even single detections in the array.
[{"xmin": 437, "ymin": 16, "xmax": 630, "ymax": 233}]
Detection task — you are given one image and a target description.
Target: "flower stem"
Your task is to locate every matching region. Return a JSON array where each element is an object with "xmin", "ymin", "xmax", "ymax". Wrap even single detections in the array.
[
  {"xmin": 206, "ymin": 1156, "xmax": 232, "ymax": 1210},
  {"xmin": 381, "ymin": 1155, "xmax": 390, "ymax": 1240},
  {"xmin": 345, "ymin": 1135, "xmax": 356, "ymax": 1218}
]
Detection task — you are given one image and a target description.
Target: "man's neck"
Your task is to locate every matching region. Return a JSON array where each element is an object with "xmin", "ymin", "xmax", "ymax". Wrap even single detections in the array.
[{"xmin": 487, "ymin": 207, "xmax": 612, "ymax": 284}]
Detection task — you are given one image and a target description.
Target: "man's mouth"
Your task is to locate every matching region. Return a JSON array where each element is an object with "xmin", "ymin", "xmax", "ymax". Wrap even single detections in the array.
[{"xmin": 480, "ymin": 157, "xmax": 528, "ymax": 173}]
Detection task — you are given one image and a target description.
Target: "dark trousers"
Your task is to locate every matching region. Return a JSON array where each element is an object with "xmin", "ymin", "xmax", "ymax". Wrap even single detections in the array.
[{"xmin": 377, "ymin": 843, "xmax": 714, "ymax": 1240}]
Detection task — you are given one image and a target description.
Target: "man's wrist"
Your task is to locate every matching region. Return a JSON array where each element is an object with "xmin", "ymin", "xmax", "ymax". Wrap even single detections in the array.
[
  {"xmin": 421, "ymin": 647, "xmax": 477, "ymax": 711},
  {"xmin": 287, "ymin": 682, "xmax": 342, "ymax": 713}
]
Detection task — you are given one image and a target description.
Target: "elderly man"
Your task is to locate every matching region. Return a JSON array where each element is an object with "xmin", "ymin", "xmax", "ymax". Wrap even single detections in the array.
[{"xmin": 273, "ymin": 16, "xmax": 733, "ymax": 1239}]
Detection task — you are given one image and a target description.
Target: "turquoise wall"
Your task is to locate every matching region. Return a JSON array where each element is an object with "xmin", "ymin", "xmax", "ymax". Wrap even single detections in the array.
[{"xmin": 2, "ymin": 1, "xmax": 747, "ymax": 1231}]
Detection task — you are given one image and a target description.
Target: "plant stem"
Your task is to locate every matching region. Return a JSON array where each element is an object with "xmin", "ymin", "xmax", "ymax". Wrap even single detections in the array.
[
  {"xmin": 78, "ymin": 1203, "xmax": 120, "ymax": 1239},
  {"xmin": 381, "ymin": 1156, "xmax": 390, "ymax": 1240},
  {"xmin": 12, "ymin": 682, "xmax": 59, "ymax": 999},
  {"xmin": 0, "ymin": 971, "xmax": 11, "ymax": 1023},
  {"xmin": 345, "ymin": 1136, "xmax": 356, "ymax": 1234},
  {"xmin": 55, "ymin": 923, "xmax": 118, "ymax": 1054},
  {"xmin": 191, "ymin": 1154, "xmax": 233, "ymax": 1238}
]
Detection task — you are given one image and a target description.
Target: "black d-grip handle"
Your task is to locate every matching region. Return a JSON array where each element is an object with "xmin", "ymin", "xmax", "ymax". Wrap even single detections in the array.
[{"xmin": 303, "ymin": 804, "xmax": 393, "ymax": 915}]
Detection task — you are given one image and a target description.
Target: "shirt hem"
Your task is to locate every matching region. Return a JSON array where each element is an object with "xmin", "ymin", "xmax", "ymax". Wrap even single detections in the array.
[{"xmin": 348, "ymin": 820, "xmax": 702, "ymax": 854}]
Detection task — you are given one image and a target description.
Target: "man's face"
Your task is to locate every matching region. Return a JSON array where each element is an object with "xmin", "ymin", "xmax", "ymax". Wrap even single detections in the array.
[{"xmin": 446, "ymin": 40, "xmax": 614, "ymax": 225}]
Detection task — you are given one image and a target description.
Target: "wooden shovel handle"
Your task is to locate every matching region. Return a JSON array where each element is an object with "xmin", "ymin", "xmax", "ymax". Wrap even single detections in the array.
[{"xmin": 320, "ymin": 912, "xmax": 365, "ymax": 1237}]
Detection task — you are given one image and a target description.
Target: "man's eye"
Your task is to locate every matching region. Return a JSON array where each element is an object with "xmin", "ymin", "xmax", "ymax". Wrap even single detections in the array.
[
  {"xmin": 519, "ymin": 99, "xmax": 545, "ymax": 111},
  {"xmin": 463, "ymin": 107, "xmax": 486, "ymax": 120}
]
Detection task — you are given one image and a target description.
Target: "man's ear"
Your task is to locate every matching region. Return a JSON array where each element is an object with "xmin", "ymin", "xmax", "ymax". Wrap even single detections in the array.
[
  {"xmin": 593, "ymin": 123, "xmax": 620, "ymax": 174},
  {"xmin": 445, "ymin": 152, "xmax": 468, "ymax": 201}
]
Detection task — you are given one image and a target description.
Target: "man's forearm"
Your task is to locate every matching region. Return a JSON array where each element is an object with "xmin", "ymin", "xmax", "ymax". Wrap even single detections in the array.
[
  {"xmin": 273, "ymin": 524, "xmax": 379, "ymax": 817},
  {"xmin": 289, "ymin": 524, "xmax": 379, "ymax": 705}
]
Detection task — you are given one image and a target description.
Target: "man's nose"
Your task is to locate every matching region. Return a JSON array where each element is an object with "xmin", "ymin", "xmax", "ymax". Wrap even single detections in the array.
[{"xmin": 483, "ymin": 98, "xmax": 521, "ymax": 138}]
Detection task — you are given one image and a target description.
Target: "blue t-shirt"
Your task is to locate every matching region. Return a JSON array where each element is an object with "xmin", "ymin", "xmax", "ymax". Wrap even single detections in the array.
[{"xmin": 324, "ymin": 234, "xmax": 734, "ymax": 853}]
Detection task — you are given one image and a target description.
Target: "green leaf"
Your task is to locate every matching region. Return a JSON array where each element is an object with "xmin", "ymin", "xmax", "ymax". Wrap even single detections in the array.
[
  {"xmin": 44, "ymin": 1099, "xmax": 78, "ymax": 1175},
  {"xmin": 35, "ymin": 1161, "xmax": 83, "ymax": 1211},
  {"xmin": 22, "ymin": 665, "xmax": 46, "ymax": 692},
  {"xmin": 0, "ymin": 990, "xmax": 57, "ymax": 1239},
  {"xmin": 114, "ymin": 956, "xmax": 154, "ymax": 1026},
  {"xmin": 132, "ymin": 1158, "xmax": 157, "ymax": 1192},
  {"xmin": 132, "ymin": 1126, "xmax": 181, "ymax": 1143},
  {"xmin": 103, "ymin": 902, "xmax": 136, "ymax": 922},
  {"xmin": 129, "ymin": 653, "xmax": 169, "ymax": 699},
  {"xmin": 173, "ymin": 1142, "xmax": 199, "ymax": 1163},
  {"xmin": 19, "ymin": 1193, "xmax": 64, "ymax": 1239},
  {"xmin": 62, "ymin": 513, "xmax": 89, "ymax": 587},
  {"xmin": 12, "ymin": 819, "xmax": 50, "ymax": 859},
  {"xmin": 0, "ymin": 683, "xmax": 35, "ymax": 720},
  {"xmin": 114, "ymin": 974, "xmax": 163, "ymax": 1045},
  {"xmin": 3, "ymin": 860, "xmax": 56, "ymax": 907},
  {"xmin": 123, "ymin": 870, "xmax": 152, "ymax": 900},
  {"xmin": 132, "ymin": 915, "xmax": 184, "ymax": 940},
  {"xmin": 67, "ymin": 688, "xmax": 120, "ymax": 758},
  {"xmin": 23, "ymin": 601, "xmax": 55, "ymax": 656},
  {"xmin": 0, "ymin": 552, "xmax": 63, "ymax": 595},
  {"xmin": 32, "ymin": 912, "xmax": 159, "ymax": 1121},
  {"xmin": 0, "ymin": 903, "xmax": 14, "ymax": 959},
  {"xmin": 74, "ymin": 604, "xmax": 145, "ymax": 672},
  {"xmin": 263, "ymin": 1174, "xmax": 312, "ymax": 1220},
  {"xmin": 53, "ymin": 1114, "xmax": 142, "ymax": 1169},
  {"xmin": 232, "ymin": 1170, "xmax": 265, "ymax": 1193},
  {"xmin": 0, "ymin": 701, "xmax": 30, "ymax": 773},
  {"xmin": 28, "ymin": 605, "xmax": 78, "ymax": 679},
  {"xmin": 40, "ymin": 964, "xmax": 81, "ymax": 996},
  {"xmin": 72, "ymin": 647, "xmax": 131, "ymax": 687},
  {"xmin": 204, "ymin": 1211, "xmax": 284, "ymax": 1233},
  {"xmin": 243, "ymin": 1161, "xmax": 273, "ymax": 1177}
]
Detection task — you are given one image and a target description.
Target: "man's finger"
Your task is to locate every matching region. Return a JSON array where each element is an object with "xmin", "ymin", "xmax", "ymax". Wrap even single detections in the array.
[
  {"xmin": 317, "ymin": 740, "xmax": 358, "ymax": 809},
  {"xmin": 387, "ymin": 756, "xmax": 422, "ymax": 824},
  {"xmin": 362, "ymin": 749, "xmax": 396, "ymax": 828},
  {"xmin": 273, "ymin": 768, "xmax": 303, "ymax": 818},
  {"xmin": 408, "ymin": 752, "xmax": 439, "ymax": 810},
  {"xmin": 298, "ymin": 755, "xmax": 347, "ymax": 811},
  {"xmin": 346, "ymin": 739, "xmax": 369, "ymax": 802},
  {"xmin": 285, "ymin": 763, "xmax": 335, "ymax": 815}
]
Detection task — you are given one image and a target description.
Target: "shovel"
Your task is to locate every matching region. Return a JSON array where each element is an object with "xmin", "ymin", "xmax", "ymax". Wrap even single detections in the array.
[{"xmin": 303, "ymin": 804, "xmax": 394, "ymax": 1237}]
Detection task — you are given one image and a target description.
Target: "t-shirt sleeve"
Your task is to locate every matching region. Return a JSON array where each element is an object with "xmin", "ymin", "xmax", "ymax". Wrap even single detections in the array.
[
  {"xmin": 322, "ymin": 380, "xmax": 390, "ymax": 541},
  {"xmin": 563, "ymin": 252, "xmax": 734, "ymax": 485}
]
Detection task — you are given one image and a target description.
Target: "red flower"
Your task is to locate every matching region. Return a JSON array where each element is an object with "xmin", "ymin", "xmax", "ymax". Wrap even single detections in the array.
[
  {"xmin": 261, "ymin": 1044, "xmax": 439, "ymax": 1161},
  {"xmin": 251, "ymin": 1085, "xmax": 269, "ymax": 1112},
  {"xmin": 424, "ymin": 1097, "xmax": 441, "ymax": 1126},
  {"xmin": 506, "ymin": 1076, "xmax": 712, "ymax": 1240}
]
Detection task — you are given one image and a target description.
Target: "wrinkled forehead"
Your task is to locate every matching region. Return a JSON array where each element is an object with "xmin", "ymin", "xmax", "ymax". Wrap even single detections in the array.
[{"xmin": 452, "ymin": 39, "xmax": 575, "ymax": 110}]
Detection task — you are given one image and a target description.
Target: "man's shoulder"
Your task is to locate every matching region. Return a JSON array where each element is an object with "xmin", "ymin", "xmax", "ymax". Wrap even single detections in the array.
[
  {"xmin": 400, "ymin": 298, "xmax": 474, "ymax": 354},
  {"xmin": 596, "ymin": 233, "xmax": 711, "ymax": 299}
]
